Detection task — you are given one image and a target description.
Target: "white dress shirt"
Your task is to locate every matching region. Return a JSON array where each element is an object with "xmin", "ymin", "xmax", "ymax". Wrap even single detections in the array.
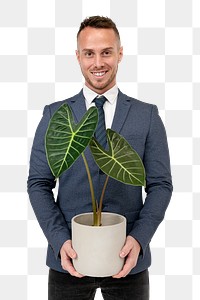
[{"xmin": 83, "ymin": 84, "xmax": 118, "ymax": 129}]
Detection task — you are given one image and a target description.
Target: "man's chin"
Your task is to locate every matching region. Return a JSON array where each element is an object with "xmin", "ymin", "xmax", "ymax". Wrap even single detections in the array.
[
  {"xmin": 90, "ymin": 85, "xmax": 109, "ymax": 94},
  {"xmin": 90, "ymin": 79, "xmax": 114, "ymax": 91}
]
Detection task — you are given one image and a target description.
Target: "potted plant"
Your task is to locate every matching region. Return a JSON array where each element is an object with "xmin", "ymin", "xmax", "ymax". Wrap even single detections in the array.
[{"xmin": 45, "ymin": 103, "xmax": 145, "ymax": 277}]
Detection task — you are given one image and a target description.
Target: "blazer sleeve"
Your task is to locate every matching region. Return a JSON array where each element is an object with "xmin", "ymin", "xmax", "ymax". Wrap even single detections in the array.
[
  {"xmin": 129, "ymin": 105, "xmax": 173, "ymax": 256},
  {"xmin": 27, "ymin": 105, "xmax": 71, "ymax": 259}
]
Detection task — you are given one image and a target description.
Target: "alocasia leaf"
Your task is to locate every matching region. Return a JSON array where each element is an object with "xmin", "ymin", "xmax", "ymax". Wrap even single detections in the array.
[
  {"xmin": 45, "ymin": 104, "xmax": 98, "ymax": 178},
  {"xmin": 90, "ymin": 129, "xmax": 145, "ymax": 186}
]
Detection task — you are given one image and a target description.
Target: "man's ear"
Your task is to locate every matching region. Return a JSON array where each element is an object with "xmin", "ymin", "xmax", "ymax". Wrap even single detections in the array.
[
  {"xmin": 118, "ymin": 46, "xmax": 123, "ymax": 63},
  {"xmin": 75, "ymin": 50, "xmax": 80, "ymax": 64}
]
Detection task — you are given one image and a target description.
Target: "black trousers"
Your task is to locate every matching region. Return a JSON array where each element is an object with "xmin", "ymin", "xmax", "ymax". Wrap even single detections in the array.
[{"xmin": 48, "ymin": 268, "xmax": 149, "ymax": 300}]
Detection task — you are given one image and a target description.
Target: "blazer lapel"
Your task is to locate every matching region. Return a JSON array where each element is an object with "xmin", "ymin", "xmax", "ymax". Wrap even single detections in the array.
[
  {"xmin": 111, "ymin": 90, "xmax": 131, "ymax": 133},
  {"xmin": 67, "ymin": 90, "xmax": 87, "ymax": 123}
]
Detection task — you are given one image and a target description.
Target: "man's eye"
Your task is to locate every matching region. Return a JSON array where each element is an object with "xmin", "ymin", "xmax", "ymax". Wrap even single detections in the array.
[
  {"xmin": 103, "ymin": 51, "xmax": 111, "ymax": 56},
  {"xmin": 85, "ymin": 52, "xmax": 93, "ymax": 57}
]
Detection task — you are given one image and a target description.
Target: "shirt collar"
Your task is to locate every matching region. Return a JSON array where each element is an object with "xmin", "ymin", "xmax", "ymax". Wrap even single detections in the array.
[{"xmin": 83, "ymin": 84, "xmax": 118, "ymax": 106}]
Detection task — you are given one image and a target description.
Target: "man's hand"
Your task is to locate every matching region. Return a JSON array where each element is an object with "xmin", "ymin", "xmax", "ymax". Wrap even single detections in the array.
[
  {"xmin": 112, "ymin": 235, "xmax": 141, "ymax": 278},
  {"xmin": 60, "ymin": 240, "xmax": 84, "ymax": 278}
]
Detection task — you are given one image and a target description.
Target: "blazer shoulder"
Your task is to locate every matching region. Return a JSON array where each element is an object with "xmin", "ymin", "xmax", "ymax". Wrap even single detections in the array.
[
  {"xmin": 119, "ymin": 90, "xmax": 156, "ymax": 112},
  {"xmin": 45, "ymin": 90, "xmax": 83, "ymax": 115}
]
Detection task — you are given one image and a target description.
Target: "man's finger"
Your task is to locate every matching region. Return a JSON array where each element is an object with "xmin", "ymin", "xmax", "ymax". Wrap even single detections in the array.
[
  {"xmin": 113, "ymin": 255, "xmax": 133, "ymax": 278},
  {"xmin": 119, "ymin": 236, "xmax": 135, "ymax": 258},
  {"xmin": 66, "ymin": 246, "xmax": 77, "ymax": 259},
  {"xmin": 61, "ymin": 254, "xmax": 84, "ymax": 278},
  {"xmin": 62, "ymin": 240, "xmax": 77, "ymax": 258},
  {"xmin": 113, "ymin": 248, "xmax": 138, "ymax": 278},
  {"xmin": 60, "ymin": 240, "xmax": 83, "ymax": 277}
]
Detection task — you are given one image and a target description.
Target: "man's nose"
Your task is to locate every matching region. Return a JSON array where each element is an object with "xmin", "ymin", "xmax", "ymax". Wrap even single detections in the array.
[{"xmin": 93, "ymin": 54, "xmax": 104, "ymax": 68}]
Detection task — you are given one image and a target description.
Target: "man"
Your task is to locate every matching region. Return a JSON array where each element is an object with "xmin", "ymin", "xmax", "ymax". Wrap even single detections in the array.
[{"xmin": 28, "ymin": 16, "xmax": 173, "ymax": 300}]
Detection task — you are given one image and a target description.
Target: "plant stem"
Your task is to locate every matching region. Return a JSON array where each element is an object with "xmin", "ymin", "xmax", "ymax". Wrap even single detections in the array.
[
  {"xmin": 81, "ymin": 154, "xmax": 109, "ymax": 226},
  {"xmin": 98, "ymin": 175, "xmax": 109, "ymax": 225},
  {"xmin": 81, "ymin": 153, "xmax": 97, "ymax": 224}
]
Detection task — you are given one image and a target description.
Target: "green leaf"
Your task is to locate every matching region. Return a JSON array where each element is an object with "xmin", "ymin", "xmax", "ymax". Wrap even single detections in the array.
[
  {"xmin": 90, "ymin": 129, "xmax": 146, "ymax": 186},
  {"xmin": 45, "ymin": 104, "xmax": 98, "ymax": 178}
]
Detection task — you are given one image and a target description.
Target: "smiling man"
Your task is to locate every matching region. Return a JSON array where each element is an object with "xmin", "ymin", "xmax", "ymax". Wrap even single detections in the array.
[
  {"xmin": 76, "ymin": 24, "xmax": 123, "ymax": 94},
  {"xmin": 28, "ymin": 16, "xmax": 173, "ymax": 300}
]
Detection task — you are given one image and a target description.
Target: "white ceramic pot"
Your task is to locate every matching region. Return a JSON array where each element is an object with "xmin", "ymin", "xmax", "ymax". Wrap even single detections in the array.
[{"xmin": 72, "ymin": 212, "xmax": 126, "ymax": 277}]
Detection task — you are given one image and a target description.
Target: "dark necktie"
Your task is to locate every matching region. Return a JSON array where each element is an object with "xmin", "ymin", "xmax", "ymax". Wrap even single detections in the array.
[{"xmin": 93, "ymin": 95, "xmax": 107, "ymax": 148}]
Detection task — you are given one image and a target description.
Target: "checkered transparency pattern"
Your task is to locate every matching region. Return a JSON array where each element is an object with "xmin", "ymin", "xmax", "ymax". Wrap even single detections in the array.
[{"xmin": 0, "ymin": 0, "xmax": 199, "ymax": 299}]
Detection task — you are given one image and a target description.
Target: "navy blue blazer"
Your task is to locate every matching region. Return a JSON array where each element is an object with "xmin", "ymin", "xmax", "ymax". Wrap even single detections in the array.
[{"xmin": 27, "ymin": 89, "xmax": 173, "ymax": 275}]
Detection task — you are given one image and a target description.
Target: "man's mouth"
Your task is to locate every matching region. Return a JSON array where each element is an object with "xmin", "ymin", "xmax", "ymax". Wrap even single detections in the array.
[{"xmin": 91, "ymin": 71, "xmax": 107, "ymax": 77}]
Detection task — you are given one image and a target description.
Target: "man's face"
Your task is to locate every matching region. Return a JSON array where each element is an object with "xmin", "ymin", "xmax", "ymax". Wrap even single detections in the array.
[{"xmin": 76, "ymin": 27, "xmax": 123, "ymax": 94}]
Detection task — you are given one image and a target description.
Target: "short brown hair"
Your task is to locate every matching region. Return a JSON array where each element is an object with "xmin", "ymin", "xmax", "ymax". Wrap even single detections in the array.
[{"xmin": 77, "ymin": 16, "xmax": 120, "ymax": 44}]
